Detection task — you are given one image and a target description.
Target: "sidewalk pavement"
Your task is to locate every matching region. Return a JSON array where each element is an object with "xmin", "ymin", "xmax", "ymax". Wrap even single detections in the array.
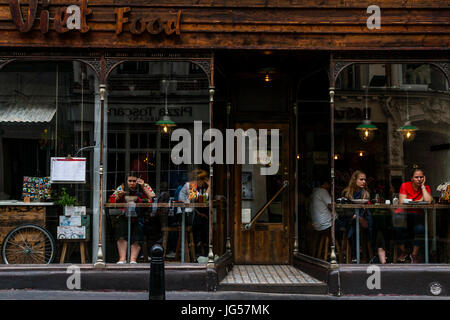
[{"xmin": 0, "ymin": 290, "xmax": 449, "ymax": 300}]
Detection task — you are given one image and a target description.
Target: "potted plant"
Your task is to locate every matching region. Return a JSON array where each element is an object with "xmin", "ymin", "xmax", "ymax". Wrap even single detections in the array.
[
  {"xmin": 56, "ymin": 188, "xmax": 87, "ymax": 215},
  {"xmin": 56, "ymin": 187, "xmax": 77, "ymax": 207}
]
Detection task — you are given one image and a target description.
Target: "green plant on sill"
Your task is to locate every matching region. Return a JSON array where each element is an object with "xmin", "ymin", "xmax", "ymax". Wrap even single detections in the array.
[{"xmin": 56, "ymin": 188, "xmax": 77, "ymax": 207}]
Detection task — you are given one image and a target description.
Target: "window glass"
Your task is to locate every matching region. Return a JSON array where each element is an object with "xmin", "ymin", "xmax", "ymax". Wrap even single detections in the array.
[
  {"xmin": 105, "ymin": 61, "xmax": 210, "ymax": 263},
  {"xmin": 0, "ymin": 61, "xmax": 97, "ymax": 265}
]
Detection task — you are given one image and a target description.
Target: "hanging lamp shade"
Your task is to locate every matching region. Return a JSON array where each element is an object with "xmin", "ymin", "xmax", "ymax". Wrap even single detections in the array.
[
  {"xmin": 156, "ymin": 114, "xmax": 176, "ymax": 133},
  {"xmin": 356, "ymin": 85, "xmax": 377, "ymax": 143},
  {"xmin": 398, "ymin": 120, "xmax": 417, "ymax": 142},
  {"xmin": 356, "ymin": 119, "xmax": 378, "ymax": 142},
  {"xmin": 157, "ymin": 79, "xmax": 176, "ymax": 133}
]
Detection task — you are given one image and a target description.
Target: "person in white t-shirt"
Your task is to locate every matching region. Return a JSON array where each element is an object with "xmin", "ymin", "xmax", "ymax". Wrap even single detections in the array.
[{"xmin": 310, "ymin": 179, "xmax": 332, "ymax": 232}]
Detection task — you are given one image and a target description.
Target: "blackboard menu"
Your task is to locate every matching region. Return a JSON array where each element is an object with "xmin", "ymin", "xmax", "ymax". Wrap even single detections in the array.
[{"xmin": 22, "ymin": 176, "xmax": 52, "ymax": 201}]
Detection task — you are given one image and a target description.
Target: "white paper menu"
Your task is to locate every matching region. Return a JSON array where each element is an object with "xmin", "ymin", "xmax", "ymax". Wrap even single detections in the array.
[{"xmin": 50, "ymin": 157, "xmax": 86, "ymax": 183}]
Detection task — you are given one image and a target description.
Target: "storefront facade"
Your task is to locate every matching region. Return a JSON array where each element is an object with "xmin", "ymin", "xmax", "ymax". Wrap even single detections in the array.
[{"xmin": 0, "ymin": 0, "xmax": 449, "ymax": 294}]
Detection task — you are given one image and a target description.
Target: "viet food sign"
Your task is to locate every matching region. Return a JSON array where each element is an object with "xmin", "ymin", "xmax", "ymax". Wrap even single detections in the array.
[{"xmin": 8, "ymin": 0, "xmax": 181, "ymax": 36}]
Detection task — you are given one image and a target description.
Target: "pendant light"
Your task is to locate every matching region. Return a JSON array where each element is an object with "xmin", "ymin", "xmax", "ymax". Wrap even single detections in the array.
[
  {"xmin": 356, "ymin": 85, "xmax": 378, "ymax": 142},
  {"xmin": 156, "ymin": 79, "xmax": 176, "ymax": 134},
  {"xmin": 397, "ymin": 89, "xmax": 417, "ymax": 142}
]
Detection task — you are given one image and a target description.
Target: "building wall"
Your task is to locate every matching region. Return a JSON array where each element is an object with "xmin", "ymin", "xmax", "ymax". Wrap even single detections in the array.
[{"xmin": 0, "ymin": 0, "xmax": 449, "ymax": 50}]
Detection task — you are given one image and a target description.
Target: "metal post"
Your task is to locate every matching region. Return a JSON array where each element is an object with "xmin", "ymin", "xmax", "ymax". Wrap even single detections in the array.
[
  {"xmin": 94, "ymin": 82, "xmax": 106, "ymax": 268},
  {"xmin": 425, "ymin": 209, "xmax": 429, "ymax": 264},
  {"xmin": 226, "ymin": 102, "xmax": 231, "ymax": 254},
  {"xmin": 181, "ymin": 208, "xmax": 185, "ymax": 263},
  {"xmin": 329, "ymin": 52, "xmax": 338, "ymax": 267},
  {"xmin": 207, "ymin": 59, "xmax": 215, "ymax": 268},
  {"xmin": 149, "ymin": 244, "xmax": 165, "ymax": 300},
  {"xmin": 432, "ymin": 208, "xmax": 437, "ymax": 257},
  {"xmin": 329, "ymin": 81, "xmax": 337, "ymax": 266},
  {"xmin": 356, "ymin": 209, "xmax": 360, "ymax": 264},
  {"xmin": 294, "ymin": 103, "xmax": 299, "ymax": 255},
  {"xmin": 127, "ymin": 211, "xmax": 131, "ymax": 263}
]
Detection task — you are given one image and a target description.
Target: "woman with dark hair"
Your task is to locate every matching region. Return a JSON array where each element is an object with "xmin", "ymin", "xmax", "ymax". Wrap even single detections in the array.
[
  {"xmin": 109, "ymin": 171, "xmax": 156, "ymax": 264},
  {"xmin": 394, "ymin": 167, "xmax": 433, "ymax": 263},
  {"xmin": 342, "ymin": 170, "xmax": 386, "ymax": 264}
]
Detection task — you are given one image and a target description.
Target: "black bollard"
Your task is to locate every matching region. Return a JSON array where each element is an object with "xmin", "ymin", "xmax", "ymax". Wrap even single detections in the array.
[{"xmin": 149, "ymin": 243, "xmax": 165, "ymax": 300}]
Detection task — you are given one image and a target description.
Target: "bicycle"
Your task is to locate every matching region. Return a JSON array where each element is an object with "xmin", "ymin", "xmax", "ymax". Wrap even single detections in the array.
[{"xmin": 1, "ymin": 224, "xmax": 56, "ymax": 264}]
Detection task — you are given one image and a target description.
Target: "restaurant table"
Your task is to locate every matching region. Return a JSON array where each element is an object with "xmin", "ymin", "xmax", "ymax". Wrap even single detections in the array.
[
  {"xmin": 331, "ymin": 203, "xmax": 450, "ymax": 264},
  {"xmin": 104, "ymin": 202, "xmax": 209, "ymax": 263}
]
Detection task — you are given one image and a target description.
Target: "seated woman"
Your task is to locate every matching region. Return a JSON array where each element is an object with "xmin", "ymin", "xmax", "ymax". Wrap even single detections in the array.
[
  {"xmin": 178, "ymin": 168, "xmax": 210, "ymax": 257},
  {"xmin": 342, "ymin": 170, "xmax": 386, "ymax": 264},
  {"xmin": 394, "ymin": 167, "xmax": 433, "ymax": 263},
  {"xmin": 109, "ymin": 171, "xmax": 156, "ymax": 264}
]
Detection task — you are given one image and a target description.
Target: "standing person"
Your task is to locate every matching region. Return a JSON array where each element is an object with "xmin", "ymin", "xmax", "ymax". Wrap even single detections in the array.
[
  {"xmin": 178, "ymin": 169, "xmax": 210, "ymax": 257},
  {"xmin": 342, "ymin": 170, "xmax": 386, "ymax": 264},
  {"xmin": 394, "ymin": 167, "xmax": 433, "ymax": 263},
  {"xmin": 109, "ymin": 171, "xmax": 156, "ymax": 264}
]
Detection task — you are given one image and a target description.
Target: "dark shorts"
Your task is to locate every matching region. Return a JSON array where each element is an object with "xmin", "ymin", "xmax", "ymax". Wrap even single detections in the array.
[{"xmin": 114, "ymin": 215, "xmax": 144, "ymax": 244}]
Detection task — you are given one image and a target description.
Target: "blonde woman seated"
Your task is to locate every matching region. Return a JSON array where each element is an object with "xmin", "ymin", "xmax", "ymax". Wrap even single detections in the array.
[
  {"xmin": 178, "ymin": 169, "xmax": 210, "ymax": 256},
  {"xmin": 342, "ymin": 170, "xmax": 386, "ymax": 264}
]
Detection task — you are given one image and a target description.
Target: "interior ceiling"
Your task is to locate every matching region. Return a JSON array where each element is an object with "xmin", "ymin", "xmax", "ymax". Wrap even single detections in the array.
[{"xmin": 215, "ymin": 50, "xmax": 329, "ymax": 77}]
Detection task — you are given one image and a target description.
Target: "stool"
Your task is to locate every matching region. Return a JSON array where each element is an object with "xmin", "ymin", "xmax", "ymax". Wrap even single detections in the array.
[
  {"xmin": 161, "ymin": 226, "xmax": 195, "ymax": 262},
  {"xmin": 59, "ymin": 240, "xmax": 89, "ymax": 264},
  {"xmin": 339, "ymin": 232, "xmax": 350, "ymax": 264},
  {"xmin": 343, "ymin": 232, "xmax": 373, "ymax": 263},
  {"xmin": 316, "ymin": 232, "xmax": 330, "ymax": 261}
]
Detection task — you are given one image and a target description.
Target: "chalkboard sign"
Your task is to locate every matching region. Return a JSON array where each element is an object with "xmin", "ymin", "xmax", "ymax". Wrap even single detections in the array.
[{"xmin": 50, "ymin": 157, "xmax": 86, "ymax": 184}]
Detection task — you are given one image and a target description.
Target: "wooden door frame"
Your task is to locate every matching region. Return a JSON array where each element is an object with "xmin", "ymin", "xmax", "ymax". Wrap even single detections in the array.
[{"xmin": 231, "ymin": 122, "xmax": 293, "ymax": 264}]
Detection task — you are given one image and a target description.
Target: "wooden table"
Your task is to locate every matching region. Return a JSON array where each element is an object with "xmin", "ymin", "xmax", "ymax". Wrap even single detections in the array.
[
  {"xmin": 104, "ymin": 202, "xmax": 209, "ymax": 263},
  {"xmin": 331, "ymin": 203, "xmax": 450, "ymax": 263}
]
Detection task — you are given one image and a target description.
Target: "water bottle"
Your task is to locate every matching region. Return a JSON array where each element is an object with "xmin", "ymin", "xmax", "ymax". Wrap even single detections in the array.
[
  {"xmin": 393, "ymin": 193, "xmax": 399, "ymax": 205},
  {"xmin": 374, "ymin": 193, "xmax": 380, "ymax": 205}
]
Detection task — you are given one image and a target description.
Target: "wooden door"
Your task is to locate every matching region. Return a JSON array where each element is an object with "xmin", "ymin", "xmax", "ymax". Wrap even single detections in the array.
[{"xmin": 233, "ymin": 123, "xmax": 290, "ymax": 264}]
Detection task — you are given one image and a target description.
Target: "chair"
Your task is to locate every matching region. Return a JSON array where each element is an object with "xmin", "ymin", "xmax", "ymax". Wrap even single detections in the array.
[{"xmin": 161, "ymin": 225, "xmax": 195, "ymax": 262}]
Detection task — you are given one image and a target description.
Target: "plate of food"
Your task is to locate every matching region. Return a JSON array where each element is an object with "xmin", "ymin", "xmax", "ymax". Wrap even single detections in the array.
[{"xmin": 351, "ymin": 199, "xmax": 369, "ymax": 204}]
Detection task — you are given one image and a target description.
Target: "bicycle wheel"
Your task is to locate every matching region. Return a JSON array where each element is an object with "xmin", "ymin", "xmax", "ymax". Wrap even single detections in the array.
[{"xmin": 2, "ymin": 224, "xmax": 56, "ymax": 264}]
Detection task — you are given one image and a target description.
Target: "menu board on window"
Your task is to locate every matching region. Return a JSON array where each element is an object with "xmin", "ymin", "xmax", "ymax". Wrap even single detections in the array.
[{"xmin": 50, "ymin": 157, "xmax": 86, "ymax": 184}]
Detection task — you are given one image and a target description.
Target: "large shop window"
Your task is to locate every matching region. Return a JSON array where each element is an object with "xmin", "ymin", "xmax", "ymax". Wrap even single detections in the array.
[
  {"xmin": 105, "ymin": 61, "xmax": 212, "ymax": 264},
  {"xmin": 0, "ymin": 61, "xmax": 97, "ymax": 264},
  {"xmin": 298, "ymin": 63, "xmax": 450, "ymax": 264}
]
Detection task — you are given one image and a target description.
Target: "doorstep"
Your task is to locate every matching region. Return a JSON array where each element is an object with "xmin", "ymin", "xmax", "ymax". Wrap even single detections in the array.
[
  {"xmin": 217, "ymin": 265, "xmax": 328, "ymax": 295},
  {"xmin": 0, "ymin": 263, "xmax": 217, "ymax": 291}
]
